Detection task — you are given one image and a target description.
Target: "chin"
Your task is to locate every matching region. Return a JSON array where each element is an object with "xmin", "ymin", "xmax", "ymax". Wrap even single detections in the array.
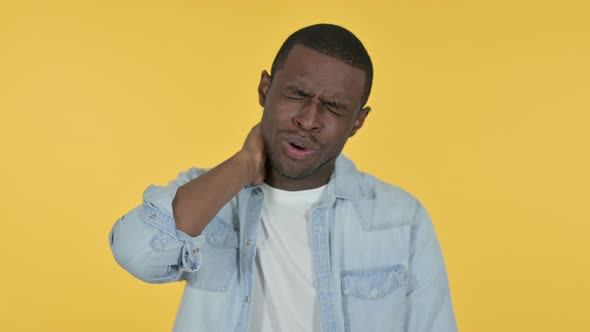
[{"xmin": 269, "ymin": 155, "xmax": 316, "ymax": 181}]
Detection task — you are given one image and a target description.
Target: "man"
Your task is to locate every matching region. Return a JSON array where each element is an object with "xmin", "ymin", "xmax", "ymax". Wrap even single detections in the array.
[{"xmin": 109, "ymin": 24, "xmax": 457, "ymax": 332}]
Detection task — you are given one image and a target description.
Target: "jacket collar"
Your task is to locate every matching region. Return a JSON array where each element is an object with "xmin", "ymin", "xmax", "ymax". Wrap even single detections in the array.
[
  {"xmin": 247, "ymin": 154, "xmax": 367, "ymax": 201},
  {"xmin": 331, "ymin": 154, "xmax": 367, "ymax": 200}
]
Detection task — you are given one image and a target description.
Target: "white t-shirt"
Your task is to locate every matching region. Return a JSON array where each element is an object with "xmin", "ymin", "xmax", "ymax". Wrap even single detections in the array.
[{"xmin": 248, "ymin": 183, "xmax": 327, "ymax": 332}]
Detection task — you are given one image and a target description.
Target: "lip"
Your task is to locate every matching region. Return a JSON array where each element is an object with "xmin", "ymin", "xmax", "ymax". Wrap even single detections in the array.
[
  {"xmin": 285, "ymin": 135, "xmax": 319, "ymax": 150},
  {"xmin": 281, "ymin": 139, "xmax": 317, "ymax": 161}
]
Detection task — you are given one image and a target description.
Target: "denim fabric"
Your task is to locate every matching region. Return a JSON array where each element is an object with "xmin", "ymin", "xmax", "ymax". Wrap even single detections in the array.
[{"xmin": 109, "ymin": 154, "xmax": 457, "ymax": 332}]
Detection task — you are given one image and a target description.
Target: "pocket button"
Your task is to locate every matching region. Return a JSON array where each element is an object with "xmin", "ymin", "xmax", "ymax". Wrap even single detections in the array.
[{"xmin": 368, "ymin": 288, "xmax": 379, "ymax": 299}]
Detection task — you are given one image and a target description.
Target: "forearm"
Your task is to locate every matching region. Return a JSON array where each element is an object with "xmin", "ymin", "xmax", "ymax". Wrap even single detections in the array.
[
  {"xmin": 172, "ymin": 151, "xmax": 253, "ymax": 237},
  {"xmin": 110, "ymin": 204, "xmax": 198, "ymax": 284}
]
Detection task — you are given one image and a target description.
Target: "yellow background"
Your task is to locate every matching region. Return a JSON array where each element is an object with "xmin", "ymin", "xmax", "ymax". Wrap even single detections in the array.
[{"xmin": 1, "ymin": 0, "xmax": 588, "ymax": 331}]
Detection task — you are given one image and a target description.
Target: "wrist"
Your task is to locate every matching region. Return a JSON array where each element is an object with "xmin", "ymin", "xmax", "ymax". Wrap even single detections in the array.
[{"xmin": 234, "ymin": 150, "xmax": 258, "ymax": 186}]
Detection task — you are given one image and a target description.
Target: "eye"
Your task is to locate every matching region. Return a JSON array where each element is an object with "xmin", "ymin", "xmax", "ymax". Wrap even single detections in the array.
[
  {"xmin": 285, "ymin": 91, "xmax": 309, "ymax": 102},
  {"xmin": 284, "ymin": 88, "xmax": 312, "ymax": 101},
  {"xmin": 323, "ymin": 105, "xmax": 343, "ymax": 116},
  {"xmin": 286, "ymin": 95, "xmax": 304, "ymax": 100}
]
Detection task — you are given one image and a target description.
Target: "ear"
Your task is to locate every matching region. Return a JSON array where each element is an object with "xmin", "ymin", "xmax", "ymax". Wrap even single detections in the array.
[
  {"xmin": 258, "ymin": 70, "xmax": 272, "ymax": 107},
  {"xmin": 349, "ymin": 106, "xmax": 371, "ymax": 137}
]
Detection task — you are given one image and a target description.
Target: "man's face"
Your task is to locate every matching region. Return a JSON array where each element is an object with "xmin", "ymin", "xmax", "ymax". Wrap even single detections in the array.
[{"xmin": 258, "ymin": 44, "xmax": 370, "ymax": 190}]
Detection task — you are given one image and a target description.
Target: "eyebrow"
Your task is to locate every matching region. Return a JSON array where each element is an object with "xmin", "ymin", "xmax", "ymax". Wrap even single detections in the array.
[{"xmin": 285, "ymin": 84, "xmax": 312, "ymax": 97}]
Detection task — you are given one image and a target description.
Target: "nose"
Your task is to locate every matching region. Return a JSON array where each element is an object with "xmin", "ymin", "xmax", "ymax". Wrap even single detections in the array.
[{"xmin": 293, "ymin": 101, "xmax": 322, "ymax": 131}]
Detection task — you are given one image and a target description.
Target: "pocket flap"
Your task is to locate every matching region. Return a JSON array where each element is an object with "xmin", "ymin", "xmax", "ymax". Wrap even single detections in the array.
[
  {"xmin": 341, "ymin": 265, "xmax": 406, "ymax": 299},
  {"xmin": 205, "ymin": 218, "xmax": 239, "ymax": 248}
]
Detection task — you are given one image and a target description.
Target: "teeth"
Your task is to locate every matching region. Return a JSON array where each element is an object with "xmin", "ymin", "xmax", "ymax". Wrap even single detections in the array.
[{"xmin": 289, "ymin": 141, "xmax": 311, "ymax": 150}]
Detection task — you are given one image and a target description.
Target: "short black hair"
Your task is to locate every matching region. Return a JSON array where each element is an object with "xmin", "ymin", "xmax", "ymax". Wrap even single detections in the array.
[{"xmin": 270, "ymin": 23, "xmax": 373, "ymax": 107}]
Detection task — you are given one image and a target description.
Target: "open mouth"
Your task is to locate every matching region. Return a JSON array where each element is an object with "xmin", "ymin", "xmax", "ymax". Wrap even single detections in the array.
[
  {"xmin": 283, "ymin": 140, "xmax": 316, "ymax": 160},
  {"xmin": 289, "ymin": 142, "xmax": 308, "ymax": 151}
]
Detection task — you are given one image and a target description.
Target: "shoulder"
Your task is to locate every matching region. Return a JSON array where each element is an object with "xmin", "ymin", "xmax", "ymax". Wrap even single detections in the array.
[
  {"xmin": 166, "ymin": 166, "xmax": 210, "ymax": 187},
  {"xmin": 355, "ymin": 171, "xmax": 424, "ymax": 228},
  {"xmin": 359, "ymin": 171, "xmax": 419, "ymax": 206}
]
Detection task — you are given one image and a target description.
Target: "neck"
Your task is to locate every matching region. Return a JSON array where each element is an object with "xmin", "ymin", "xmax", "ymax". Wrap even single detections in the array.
[{"xmin": 265, "ymin": 164, "xmax": 333, "ymax": 191}]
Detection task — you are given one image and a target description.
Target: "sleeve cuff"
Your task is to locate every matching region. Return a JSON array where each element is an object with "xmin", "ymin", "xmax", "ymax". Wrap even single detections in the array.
[{"xmin": 143, "ymin": 199, "xmax": 204, "ymax": 273}]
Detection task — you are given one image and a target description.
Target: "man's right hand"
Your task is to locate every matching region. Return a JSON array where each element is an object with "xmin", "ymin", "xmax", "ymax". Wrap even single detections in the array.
[
  {"xmin": 240, "ymin": 123, "xmax": 267, "ymax": 186},
  {"xmin": 172, "ymin": 122, "xmax": 268, "ymax": 237}
]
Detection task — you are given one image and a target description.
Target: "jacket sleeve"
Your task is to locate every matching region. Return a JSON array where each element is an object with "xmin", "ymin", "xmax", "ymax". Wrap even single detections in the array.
[
  {"xmin": 108, "ymin": 167, "xmax": 208, "ymax": 284},
  {"xmin": 405, "ymin": 201, "xmax": 458, "ymax": 331}
]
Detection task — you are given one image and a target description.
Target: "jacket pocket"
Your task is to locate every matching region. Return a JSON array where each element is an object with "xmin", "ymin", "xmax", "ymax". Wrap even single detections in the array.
[
  {"xmin": 186, "ymin": 219, "xmax": 239, "ymax": 292},
  {"xmin": 341, "ymin": 265, "xmax": 407, "ymax": 332}
]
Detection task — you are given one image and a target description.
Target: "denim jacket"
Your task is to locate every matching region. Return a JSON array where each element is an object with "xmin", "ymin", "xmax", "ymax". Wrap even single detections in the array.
[{"xmin": 109, "ymin": 154, "xmax": 457, "ymax": 332}]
